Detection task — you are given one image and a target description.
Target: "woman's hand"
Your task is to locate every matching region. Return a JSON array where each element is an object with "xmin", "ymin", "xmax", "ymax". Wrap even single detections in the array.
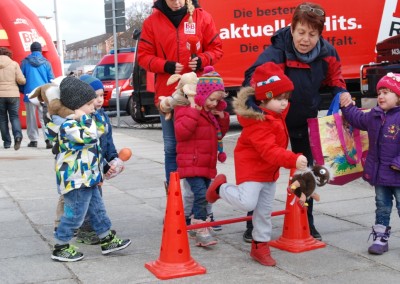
[
  {"xmin": 175, "ymin": 63, "xmax": 184, "ymax": 74},
  {"xmin": 188, "ymin": 57, "xmax": 201, "ymax": 71}
]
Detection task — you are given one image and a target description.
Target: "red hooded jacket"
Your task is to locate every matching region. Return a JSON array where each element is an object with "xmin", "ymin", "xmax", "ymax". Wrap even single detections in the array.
[
  {"xmin": 174, "ymin": 106, "xmax": 230, "ymax": 179},
  {"xmin": 233, "ymin": 88, "xmax": 301, "ymax": 185},
  {"xmin": 138, "ymin": 5, "xmax": 223, "ymax": 105}
]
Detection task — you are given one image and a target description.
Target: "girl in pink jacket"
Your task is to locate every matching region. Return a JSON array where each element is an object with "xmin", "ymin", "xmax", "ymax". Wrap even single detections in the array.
[{"xmin": 174, "ymin": 66, "xmax": 229, "ymax": 247}]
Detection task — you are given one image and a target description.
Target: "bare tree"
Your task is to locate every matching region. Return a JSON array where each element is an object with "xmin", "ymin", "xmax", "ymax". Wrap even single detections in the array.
[{"xmin": 126, "ymin": 1, "xmax": 153, "ymax": 31}]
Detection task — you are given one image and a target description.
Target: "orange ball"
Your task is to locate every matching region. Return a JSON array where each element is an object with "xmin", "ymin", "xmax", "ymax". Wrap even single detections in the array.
[{"xmin": 118, "ymin": 147, "xmax": 132, "ymax": 161}]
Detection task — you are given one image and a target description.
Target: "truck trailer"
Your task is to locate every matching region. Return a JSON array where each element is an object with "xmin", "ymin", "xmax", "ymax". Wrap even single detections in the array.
[{"xmin": 131, "ymin": 0, "xmax": 400, "ymax": 123}]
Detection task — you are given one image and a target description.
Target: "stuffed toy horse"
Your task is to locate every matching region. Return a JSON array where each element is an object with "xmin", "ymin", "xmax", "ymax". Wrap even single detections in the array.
[
  {"xmin": 289, "ymin": 165, "xmax": 331, "ymax": 207},
  {"xmin": 158, "ymin": 71, "xmax": 198, "ymax": 120}
]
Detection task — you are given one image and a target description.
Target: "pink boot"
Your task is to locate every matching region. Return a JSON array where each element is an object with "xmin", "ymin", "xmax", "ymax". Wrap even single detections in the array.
[{"xmin": 250, "ymin": 241, "xmax": 276, "ymax": 266}]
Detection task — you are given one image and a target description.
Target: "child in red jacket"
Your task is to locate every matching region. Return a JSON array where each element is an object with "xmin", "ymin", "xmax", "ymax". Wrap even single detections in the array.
[
  {"xmin": 206, "ymin": 62, "xmax": 308, "ymax": 266},
  {"xmin": 174, "ymin": 66, "xmax": 230, "ymax": 247}
]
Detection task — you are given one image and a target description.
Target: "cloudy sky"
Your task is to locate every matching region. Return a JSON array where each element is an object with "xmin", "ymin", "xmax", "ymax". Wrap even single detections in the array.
[{"xmin": 20, "ymin": 0, "xmax": 153, "ymax": 44}]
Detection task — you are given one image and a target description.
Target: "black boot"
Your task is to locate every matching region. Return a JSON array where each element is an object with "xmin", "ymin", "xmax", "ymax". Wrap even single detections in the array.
[
  {"xmin": 310, "ymin": 225, "xmax": 322, "ymax": 240},
  {"xmin": 45, "ymin": 139, "xmax": 53, "ymax": 149}
]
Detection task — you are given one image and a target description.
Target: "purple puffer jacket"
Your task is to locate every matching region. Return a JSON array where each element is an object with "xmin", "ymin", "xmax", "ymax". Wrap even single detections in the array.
[{"xmin": 341, "ymin": 104, "xmax": 400, "ymax": 186}]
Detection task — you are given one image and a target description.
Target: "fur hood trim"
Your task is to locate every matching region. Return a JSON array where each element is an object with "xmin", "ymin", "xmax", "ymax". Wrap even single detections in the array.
[{"xmin": 232, "ymin": 87, "xmax": 265, "ymax": 120}]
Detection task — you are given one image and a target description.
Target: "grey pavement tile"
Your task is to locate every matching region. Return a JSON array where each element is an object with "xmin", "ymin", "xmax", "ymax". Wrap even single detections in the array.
[
  {"xmin": 315, "ymin": 197, "xmax": 376, "ymax": 218},
  {"xmin": 0, "ymin": 197, "xmax": 15, "ymax": 209},
  {"xmin": 0, "ymin": 207, "xmax": 26, "ymax": 223},
  {"xmin": 1, "ymin": 235, "xmax": 50, "ymax": 258},
  {"xmin": 1, "ymin": 219, "xmax": 36, "ymax": 239},
  {"xmin": 276, "ymin": 246, "xmax": 375, "ymax": 280},
  {"xmin": 324, "ymin": 229, "xmax": 400, "ymax": 270},
  {"xmin": 0, "ymin": 254, "xmax": 73, "ymax": 284},
  {"xmin": 308, "ymin": 267, "xmax": 400, "ymax": 284}
]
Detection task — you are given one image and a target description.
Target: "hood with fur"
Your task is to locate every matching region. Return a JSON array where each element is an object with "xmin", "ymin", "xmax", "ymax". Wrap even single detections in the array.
[{"xmin": 232, "ymin": 86, "xmax": 265, "ymax": 121}]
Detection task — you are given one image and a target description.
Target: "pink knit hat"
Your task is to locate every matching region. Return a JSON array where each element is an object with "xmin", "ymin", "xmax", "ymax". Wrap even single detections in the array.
[
  {"xmin": 377, "ymin": 72, "xmax": 400, "ymax": 96},
  {"xmin": 195, "ymin": 66, "xmax": 227, "ymax": 111}
]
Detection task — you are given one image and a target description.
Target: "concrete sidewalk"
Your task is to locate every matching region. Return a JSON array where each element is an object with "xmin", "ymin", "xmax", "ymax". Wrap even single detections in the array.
[{"xmin": 1, "ymin": 127, "xmax": 400, "ymax": 284}]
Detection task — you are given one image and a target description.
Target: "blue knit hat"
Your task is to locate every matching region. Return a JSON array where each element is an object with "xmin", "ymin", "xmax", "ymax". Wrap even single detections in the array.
[{"xmin": 79, "ymin": 74, "xmax": 104, "ymax": 91}]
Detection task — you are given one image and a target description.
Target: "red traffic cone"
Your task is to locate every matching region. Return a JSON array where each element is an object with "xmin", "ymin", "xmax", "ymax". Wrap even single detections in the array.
[
  {"xmin": 145, "ymin": 172, "xmax": 206, "ymax": 280},
  {"xmin": 269, "ymin": 169, "xmax": 326, "ymax": 253}
]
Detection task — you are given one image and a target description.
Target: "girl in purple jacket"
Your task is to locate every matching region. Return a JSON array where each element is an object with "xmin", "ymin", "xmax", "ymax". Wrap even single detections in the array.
[{"xmin": 340, "ymin": 72, "xmax": 400, "ymax": 255}]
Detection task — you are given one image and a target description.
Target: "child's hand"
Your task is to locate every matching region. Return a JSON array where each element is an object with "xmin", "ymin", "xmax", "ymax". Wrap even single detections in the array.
[
  {"xmin": 340, "ymin": 92, "xmax": 354, "ymax": 107},
  {"xmin": 296, "ymin": 155, "xmax": 308, "ymax": 170},
  {"xmin": 105, "ymin": 158, "xmax": 125, "ymax": 180},
  {"xmin": 211, "ymin": 109, "xmax": 224, "ymax": 118}
]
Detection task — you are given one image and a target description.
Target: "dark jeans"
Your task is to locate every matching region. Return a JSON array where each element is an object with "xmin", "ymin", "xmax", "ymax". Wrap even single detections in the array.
[
  {"xmin": 0, "ymin": 97, "xmax": 22, "ymax": 147},
  {"xmin": 186, "ymin": 177, "xmax": 211, "ymax": 221},
  {"xmin": 246, "ymin": 127, "xmax": 316, "ymax": 229},
  {"xmin": 375, "ymin": 185, "xmax": 400, "ymax": 227},
  {"xmin": 160, "ymin": 113, "xmax": 177, "ymax": 184}
]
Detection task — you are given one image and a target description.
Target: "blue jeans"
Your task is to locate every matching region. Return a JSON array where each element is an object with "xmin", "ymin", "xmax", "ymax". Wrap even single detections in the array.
[
  {"xmin": 54, "ymin": 186, "xmax": 111, "ymax": 244},
  {"xmin": 186, "ymin": 177, "xmax": 211, "ymax": 221},
  {"xmin": 0, "ymin": 97, "xmax": 22, "ymax": 147},
  {"xmin": 160, "ymin": 114, "xmax": 177, "ymax": 184},
  {"xmin": 375, "ymin": 185, "xmax": 400, "ymax": 226}
]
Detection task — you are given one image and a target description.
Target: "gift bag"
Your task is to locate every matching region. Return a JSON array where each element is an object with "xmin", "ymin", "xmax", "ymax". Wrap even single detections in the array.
[{"xmin": 307, "ymin": 94, "xmax": 369, "ymax": 185}]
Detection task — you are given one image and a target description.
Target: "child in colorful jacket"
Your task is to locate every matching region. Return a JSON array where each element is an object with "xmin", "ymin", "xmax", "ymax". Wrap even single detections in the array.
[
  {"xmin": 206, "ymin": 62, "xmax": 308, "ymax": 266},
  {"xmin": 46, "ymin": 76, "xmax": 130, "ymax": 262},
  {"xmin": 340, "ymin": 72, "xmax": 400, "ymax": 255},
  {"xmin": 174, "ymin": 66, "xmax": 230, "ymax": 247}
]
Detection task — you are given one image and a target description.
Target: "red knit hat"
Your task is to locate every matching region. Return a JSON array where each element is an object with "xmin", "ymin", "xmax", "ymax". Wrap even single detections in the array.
[
  {"xmin": 377, "ymin": 72, "xmax": 400, "ymax": 96},
  {"xmin": 251, "ymin": 62, "xmax": 294, "ymax": 101}
]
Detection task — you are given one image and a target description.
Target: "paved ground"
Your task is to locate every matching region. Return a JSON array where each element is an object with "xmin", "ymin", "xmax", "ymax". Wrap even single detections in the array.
[{"xmin": 1, "ymin": 119, "xmax": 400, "ymax": 284}]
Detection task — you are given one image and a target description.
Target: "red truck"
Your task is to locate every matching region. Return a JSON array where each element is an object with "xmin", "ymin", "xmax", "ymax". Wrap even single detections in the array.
[
  {"xmin": 131, "ymin": 0, "xmax": 400, "ymax": 123},
  {"xmin": 92, "ymin": 48, "xmax": 135, "ymax": 114}
]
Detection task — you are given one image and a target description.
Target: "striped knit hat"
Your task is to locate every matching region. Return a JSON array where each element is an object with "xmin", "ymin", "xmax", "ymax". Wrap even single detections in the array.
[{"xmin": 195, "ymin": 66, "xmax": 227, "ymax": 110}]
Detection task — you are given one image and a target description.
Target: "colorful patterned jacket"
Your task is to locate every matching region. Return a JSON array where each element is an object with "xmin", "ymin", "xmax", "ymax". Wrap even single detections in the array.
[{"xmin": 46, "ymin": 112, "xmax": 106, "ymax": 194}]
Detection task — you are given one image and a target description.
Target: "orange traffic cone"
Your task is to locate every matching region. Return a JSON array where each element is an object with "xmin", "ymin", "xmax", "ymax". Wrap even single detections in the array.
[
  {"xmin": 269, "ymin": 169, "xmax": 326, "ymax": 253},
  {"xmin": 145, "ymin": 172, "xmax": 206, "ymax": 280}
]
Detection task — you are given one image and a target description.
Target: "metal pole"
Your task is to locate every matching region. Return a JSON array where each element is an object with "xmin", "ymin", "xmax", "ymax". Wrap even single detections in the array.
[
  {"xmin": 53, "ymin": 0, "xmax": 64, "ymax": 75},
  {"xmin": 112, "ymin": 0, "xmax": 121, "ymax": 127}
]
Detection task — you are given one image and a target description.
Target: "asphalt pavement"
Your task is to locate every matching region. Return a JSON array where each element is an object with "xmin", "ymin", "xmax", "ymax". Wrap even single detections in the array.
[{"xmin": 1, "ymin": 116, "xmax": 400, "ymax": 284}]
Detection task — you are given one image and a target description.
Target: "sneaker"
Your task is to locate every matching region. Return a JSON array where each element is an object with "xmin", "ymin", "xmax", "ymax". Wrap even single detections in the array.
[
  {"xmin": 76, "ymin": 230, "xmax": 100, "ymax": 245},
  {"xmin": 243, "ymin": 228, "xmax": 253, "ymax": 243},
  {"xmin": 310, "ymin": 225, "xmax": 322, "ymax": 241},
  {"xmin": 45, "ymin": 139, "xmax": 53, "ymax": 149},
  {"xmin": 191, "ymin": 219, "xmax": 217, "ymax": 247},
  {"xmin": 51, "ymin": 244, "xmax": 84, "ymax": 262},
  {"xmin": 207, "ymin": 213, "xmax": 222, "ymax": 231},
  {"xmin": 100, "ymin": 230, "xmax": 131, "ymax": 255},
  {"xmin": 188, "ymin": 230, "xmax": 197, "ymax": 239},
  {"xmin": 27, "ymin": 141, "xmax": 37, "ymax": 147}
]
